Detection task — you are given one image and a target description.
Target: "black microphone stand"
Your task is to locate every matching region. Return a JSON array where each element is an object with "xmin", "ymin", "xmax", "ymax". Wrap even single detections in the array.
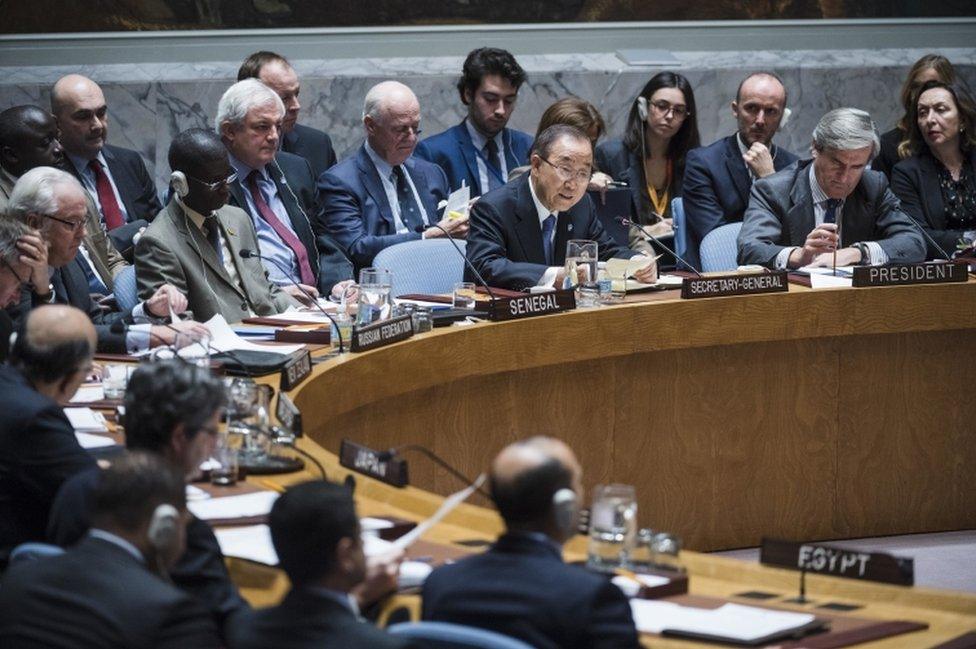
[{"xmin": 617, "ymin": 217, "xmax": 703, "ymax": 277}]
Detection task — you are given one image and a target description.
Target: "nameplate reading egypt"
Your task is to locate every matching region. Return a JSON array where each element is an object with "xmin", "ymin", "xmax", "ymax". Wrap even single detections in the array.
[
  {"xmin": 487, "ymin": 289, "xmax": 576, "ymax": 322},
  {"xmin": 351, "ymin": 314, "xmax": 414, "ymax": 352},
  {"xmin": 681, "ymin": 271, "xmax": 788, "ymax": 300},
  {"xmin": 339, "ymin": 439, "xmax": 408, "ymax": 488},
  {"xmin": 852, "ymin": 262, "xmax": 967, "ymax": 288},
  {"xmin": 760, "ymin": 538, "xmax": 914, "ymax": 586}
]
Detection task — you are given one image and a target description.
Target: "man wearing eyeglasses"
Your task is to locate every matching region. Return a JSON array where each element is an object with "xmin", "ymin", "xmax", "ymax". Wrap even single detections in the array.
[
  {"xmin": 317, "ymin": 81, "xmax": 455, "ymax": 272},
  {"xmin": 683, "ymin": 72, "xmax": 798, "ymax": 270},
  {"xmin": 466, "ymin": 124, "xmax": 658, "ymax": 290}
]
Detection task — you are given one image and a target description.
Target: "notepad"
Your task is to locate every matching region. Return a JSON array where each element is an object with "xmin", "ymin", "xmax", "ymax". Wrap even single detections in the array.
[
  {"xmin": 75, "ymin": 432, "xmax": 116, "ymax": 449},
  {"xmin": 214, "ymin": 521, "xmax": 404, "ymax": 566},
  {"xmin": 629, "ymin": 600, "xmax": 816, "ymax": 642},
  {"xmin": 64, "ymin": 408, "xmax": 108, "ymax": 433},
  {"xmin": 70, "ymin": 385, "xmax": 105, "ymax": 403},
  {"xmin": 187, "ymin": 490, "xmax": 279, "ymax": 521}
]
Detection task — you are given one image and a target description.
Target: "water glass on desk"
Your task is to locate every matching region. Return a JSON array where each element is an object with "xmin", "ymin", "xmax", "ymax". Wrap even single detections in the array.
[
  {"xmin": 453, "ymin": 282, "xmax": 477, "ymax": 310},
  {"xmin": 357, "ymin": 267, "xmax": 393, "ymax": 326},
  {"xmin": 210, "ymin": 433, "xmax": 239, "ymax": 486},
  {"xmin": 587, "ymin": 483, "xmax": 638, "ymax": 571},
  {"xmin": 566, "ymin": 239, "xmax": 600, "ymax": 308},
  {"xmin": 102, "ymin": 364, "xmax": 131, "ymax": 400}
]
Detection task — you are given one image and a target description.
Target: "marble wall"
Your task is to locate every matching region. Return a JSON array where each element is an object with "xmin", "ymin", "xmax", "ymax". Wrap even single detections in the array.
[{"xmin": 2, "ymin": 48, "xmax": 974, "ymax": 196}]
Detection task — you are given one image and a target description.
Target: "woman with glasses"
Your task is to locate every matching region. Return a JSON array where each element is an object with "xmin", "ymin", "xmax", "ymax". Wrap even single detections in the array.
[
  {"xmin": 595, "ymin": 72, "xmax": 700, "ymax": 255},
  {"xmin": 891, "ymin": 80, "xmax": 976, "ymax": 259}
]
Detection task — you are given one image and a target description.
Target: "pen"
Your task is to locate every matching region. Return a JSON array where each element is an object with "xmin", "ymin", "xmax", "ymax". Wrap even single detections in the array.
[{"xmin": 258, "ymin": 479, "xmax": 285, "ymax": 493}]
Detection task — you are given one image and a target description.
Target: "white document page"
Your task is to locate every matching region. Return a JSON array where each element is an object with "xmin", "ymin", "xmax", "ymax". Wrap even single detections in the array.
[
  {"xmin": 75, "ymin": 432, "xmax": 116, "ymax": 449},
  {"xmin": 70, "ymin": 385, "xmax": 105, "ymax": 403},
  {"xmin": 629, "ymin": 600, "xmax": 815, "ymax": 641},
  {"xmin": 801, "ymin": 265, "xmax": 856, "ymax": 289},
  {"xmin": 441, "ymin": 184, "xmax": 471, "ymax": 219},
  {"xmin": 214, "ymin": 524, "xmax": 278, "ymax": 565},
  {"xmin": 64, "ymin": 408, "xmax": 108, "ymax": 433},
  {"xmin": 393, "ymin": 474, "xmax": 486, "ymax": 551},
  {"xmin": 187, "ymin": 490, "xmax": 280, "ymax": 521}
]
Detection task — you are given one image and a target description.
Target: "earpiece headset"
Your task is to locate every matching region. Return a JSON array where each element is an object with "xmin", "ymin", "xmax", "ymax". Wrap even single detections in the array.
[
  {"xmin": 170, "ymin": 171, "xmax": 189, "ymax": 198},
  {"xmin": 636, "ymin": 96, "xmax": 649, "ymax": 122},
  {"xmin": 147, "ymin": 503, "xmax": 179, "ymax": 551},
  {"xmin": 780, "ymin": 107, "xmax": 793, "ymax": 130},
  {"xmin": 552, "ymin": 488, "xmax": 579, "ymax": 537}
]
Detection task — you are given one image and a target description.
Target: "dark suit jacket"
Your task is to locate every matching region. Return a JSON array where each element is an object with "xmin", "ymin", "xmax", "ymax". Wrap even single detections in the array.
[
  {"xmin": 317, "ymin": 145, "xmax": 450, "ymax": 271},
  {"xmin": 415, "ymin": 121, "xmax": 533, "ymax": 196},
  {"xmin": 0, "ymin": 536, "xmax": 219, "ymax": 648},
  {"xmin": 422, "ymin": 533, "xmax": 640, "ymax": 649},
  {"xmin": 0, "ymin": 310, "xmax": 12, "ymax": 363},
  {"xmin": 228, "ymin": 152, "xmax": 352, "ymax": 294},
  {"xmin": 229, "ymin": 589, "xmax": 416, "ymax": 649},
  {"xmin": 890, "ymin": 148, "xmax": 976, "ymax": 259},
  {"xmin": 595, "ymin": 138, "xmax": 685, "ymax": 220},
  {"xmin": 873, "ymin": 127, "xmax": 906, "ymax": 181},
  {"xmin": 47, "ymin": 466, "xmax": 248, "ymax": 639},
  {"xmin": 64, "ymin": 144, "xmax": 162, "ymax": 225},
  {"xmin": 683, "ymin": 134, "xmax": 798, "ymax": 270},
  {"xmin": 738, "ymin": 159, "xmax": 926, "ymax": 268},
  {"xmin": 466, "ymin": 173, "xmax": 634, "ymax": 290},
  {"xmin": 0, "ymin": 365, "xmax": 96, "ymax": 566},
  {"xmin": 6, "ymin": 254, "xmax": 131, "ymax": 354},
  {"xmin": 282, "ymin": 123, "xmax": 338, "ymax": 179}
]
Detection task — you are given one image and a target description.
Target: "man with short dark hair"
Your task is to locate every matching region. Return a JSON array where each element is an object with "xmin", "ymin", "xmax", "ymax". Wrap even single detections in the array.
[
  {"xmin": 237, "ymin": 50, "xmax": 338, "ymax": 178},
  {"xmin": 0, "ymin": 305, "xmax": 97, "ymax": 565},
  {"xmin": 229, "ymin": 481, "xmax": 417, "ymax": 649},
  {"xmin": 416, "ymin": 47, "xmax": 532, "ymax": 197},
  {"xmin": 423, "ymin": 437, "xmax": 640, "ymax": 649},
  {"xmin": 683, "ymin": 72, "xmax": 799, "ymax": 270},
  {"xmin": 466, "ymin": 124, "xmax": 657, "ymax": 290},
  {"xmin": 0, "ymin": 452, "xmax": 221, "ymax": 647}
]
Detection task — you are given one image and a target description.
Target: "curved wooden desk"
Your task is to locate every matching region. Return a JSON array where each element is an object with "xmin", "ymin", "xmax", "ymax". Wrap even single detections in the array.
[{"xmin": 292, "ymin": 281, "xmax": 976, "ymax": 552}]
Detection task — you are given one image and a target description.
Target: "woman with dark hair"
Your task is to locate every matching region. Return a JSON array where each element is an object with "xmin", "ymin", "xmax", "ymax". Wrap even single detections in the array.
[
  {"xmin": 595, "ymin": 72, "xmax": 700, "ymax": 254},
  {"xmin": 874, "ymin": 54, "xmax": 956, "ymax": 180},
  {"xmin": 891, "ymin": 80, "xmax": 976, "ymax": 259}
]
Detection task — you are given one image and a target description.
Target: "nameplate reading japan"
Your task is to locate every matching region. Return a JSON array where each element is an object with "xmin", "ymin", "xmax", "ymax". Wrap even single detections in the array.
[
  {"xmin": 339, "ymin": 439, "xmax": 408, "ymax": 488},
  {"xmin": 350, "ymin": 315, "xmax": 414, "ymax": 353},
  {"xmin": 488, "ymin": 290, "xmax": 576, "ymax": 322},
  {"xmin": 681, "ymin": 271, "xmax": 788, "ymax": 300},
  {"xmin": 852, "ymin": 262, "xmax": 967, "ymax": 288},
  {"xmin": 760, "ymin": 538, "xmax": 914, "ymax": 586}
]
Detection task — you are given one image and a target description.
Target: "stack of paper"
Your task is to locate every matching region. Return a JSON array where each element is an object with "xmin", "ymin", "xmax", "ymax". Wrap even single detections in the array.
[
  {"xmin": 187, "ymin": 491, "xmax": 279, "ymax": 521},
  {"xmin": 64, "ymin": 408, "xmax": 108, "ymax": 433},
  {"xmin": 70, "ymin": 385, "xmax": 105, "ymax": 403},
  {"xmin": 800, "ymin": 265, "xmax": 856, "ymax": 289},
  {"xmin": 75, "ymin": 432, "xmax": 116, "ymax": 449},
  {"xmin": 630, "ymin": 600, "xmax": 816, "ymax": 642}
]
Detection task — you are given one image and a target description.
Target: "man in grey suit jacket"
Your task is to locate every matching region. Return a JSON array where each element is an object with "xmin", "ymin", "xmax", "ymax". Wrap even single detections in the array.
[
  {"xmin": 136, "ymin": 129, "xmax": 295, "ymax": 324},
  {"xmin": 738, "ymin": 108, "xmax": 925, "ymax": 269}
]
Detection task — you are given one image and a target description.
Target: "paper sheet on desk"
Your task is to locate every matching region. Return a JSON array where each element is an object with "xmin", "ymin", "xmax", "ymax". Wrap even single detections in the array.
[
  {"xmin": 626, "ymin": 274, "xmax": 683, "ymax": 291},
  {"xmin": 70, "ymin": 385, "xmax": 105, "ymax": 403},
  {"xmin": 215, "ymin": 522, "xmax": 401, "ymax": 566},
  {"xmin": 392, "ymin": 474, "xmax": 486, "ymax": 551},
  {"xmin": 65, "ymin": 408, "xmax": 108, "ymax": 433},
  {"xmin": 607, "ymin": 257, "xmax": 653, "ymax": 278},
  {"xmin": 269, "ymin": 307, "xmax": 340, "ymax": 324},
  {"xmin": 801, "ymin": 265, "xmax": 857, "ymax": 289},
  {"xmin": 187, "ymin": 490, "xmax": 279, "ymax": 521},
  {"xmin": 629, "ymin": 600, "xmax": 815, "ymax": 641},
  {"xmin": 75, "ymin": 432, "xmax": 116, "ymax": 449}
]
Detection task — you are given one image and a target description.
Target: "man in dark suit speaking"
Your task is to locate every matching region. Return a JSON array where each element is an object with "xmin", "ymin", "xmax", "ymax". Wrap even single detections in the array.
[
  {"xmin": 466, "ymin": 124, "xmax": 658, "ymax": 290},
  {"xmin": 738, "ymin": 107, "xmax": 925, "ymax": 269},
  {"xmin": 422, "ymin": 436, "xmax": 641, "ymax": 649}
]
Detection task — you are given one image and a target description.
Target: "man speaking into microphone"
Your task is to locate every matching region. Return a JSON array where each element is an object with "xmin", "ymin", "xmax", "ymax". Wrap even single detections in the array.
[{"xmin": 466, "ymin": 125, "xmax": 657, "ymax": 291}]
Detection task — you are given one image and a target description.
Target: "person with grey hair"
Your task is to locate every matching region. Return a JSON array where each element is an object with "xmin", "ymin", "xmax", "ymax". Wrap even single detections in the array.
[
  {"xmin": 316, "ymin": 80, "xmax": 455, "ymax": 272},
  {"xmin": 216, "ymin": 79, "xmax": 355, "ymax": 302},
  {"xmin": 0, "ymin": 218, "xmax": 37, "ymax": 361},
  {"xmin": 737, "ymin": 107, "xmax": 925, "ymax": 269},
  {"xmin": 4, "ymin": 166, "xmax": 205, "ymax": 353}
]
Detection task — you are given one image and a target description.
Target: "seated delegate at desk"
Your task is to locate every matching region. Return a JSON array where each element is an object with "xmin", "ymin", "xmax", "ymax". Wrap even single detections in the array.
[
  {"xmin": 466, "ymin": 124, "xmax": 657, "ymax": 290},
  {"xmin": 738, "ymin": 108, "xmax": 925, "ymax": 269},
  {"xmin": 136, "ymin": 128, "xmax": 296, "ymax": 323},
  {"xmin": 891, "ymin": 80, "xmax": 976, "ymax": 259}
]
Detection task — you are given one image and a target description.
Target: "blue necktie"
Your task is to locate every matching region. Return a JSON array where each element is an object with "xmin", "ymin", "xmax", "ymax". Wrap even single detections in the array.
[
  {"xmin": 78, "ymin": 251, "xmax": 108, "ymax": 294},
  {"xmin": 542, "ymin": 214, "xmax": 557, "ymax": 265},
  {"xmin": 823, "ymin": 198, "xmax": 841, "ymax": 224},
  {"xmin": 393, "ymin": 166, "xmax": 424, "ymax": 232},
  {"xmin": 484, "ymin": 140, "xmax": 502, "ymax": 191}
]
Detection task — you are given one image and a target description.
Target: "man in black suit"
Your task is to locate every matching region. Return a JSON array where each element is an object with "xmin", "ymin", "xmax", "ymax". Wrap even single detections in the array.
[
  {"xmin": 4, "ymin": 167, "xmax": 206, "ymax": 353},
  {"xmin": 0, "ymin": 452, "xmax": 220, "ymax": 647},
  {"xmin": 217, "ymin": 78, "xmax": 354, "ymax": 301},
  {"xmin": 237, "ymin": 50, "xmax": 338, "ymax": 179},
  {"xmin": 423, "ymin": 437, "xmax": 641, "ymax": 649},
  {"xmin": 48, "ymin": 360, "xmax": 248, "ymax": 640},
  {"xmin": 229, "ymin": 480, "xmax": 416, "ymax": 649},
  {"xmin": 466, "ymin": 124, "xmax": 657, "ymax": 290},
  {"xmin": 0, "ymin": 304, "xmax": 97, "ymax": 566},
  {"xmin": 51, "ymin": 74, "xmax": 162, "ymax": 255}
]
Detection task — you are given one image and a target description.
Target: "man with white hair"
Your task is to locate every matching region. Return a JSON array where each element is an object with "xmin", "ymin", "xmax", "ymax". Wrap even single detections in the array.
[
  {"xmin": 216, "ymin": 78, "xmax": 354, "ymax": 303},
  {"xmin": 4, "ymin": 166, "xmax": 204, "ymax": 353},
  {"xmin": 738, "ymin": 107, "xmax": 925, "ymax": 269},
  {"xmin": 317, "ymin": 81, "xmax": 458, "ymax": 271}
]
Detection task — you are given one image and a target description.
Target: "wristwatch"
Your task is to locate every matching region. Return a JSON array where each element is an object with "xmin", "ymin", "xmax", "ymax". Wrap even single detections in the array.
[
  {"xmin": 853, "ymin": 242, "xmax": 871, "ymax": 266},
  {"xmin": 35, "ymin": 283, "xmax": 55, "ymax": 303}
]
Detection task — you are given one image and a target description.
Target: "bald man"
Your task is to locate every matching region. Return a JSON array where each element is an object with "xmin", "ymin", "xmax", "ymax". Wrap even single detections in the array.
[
  {"xmin": 0, "ymin": 305, "xmax": 98, "ymax": 566},
  {"xmin": 422, "ymin": 437, "xmax": 641, "ymax": 649},
  {"xmin": 316, "ymin": 80, "xmax": 455, "ymax": 272},
  {"xmin": 51, "ymin": 74, "xmax": 161, "ymax": 253}
]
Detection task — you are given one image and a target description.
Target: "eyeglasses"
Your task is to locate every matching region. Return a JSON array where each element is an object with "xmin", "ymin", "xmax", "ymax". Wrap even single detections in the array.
[
  {"xmin": 540, "ymin": 157, "xmax": 592, "ymax": 184},
  {"xmin": 43, "ymin": 213, "xmax": 86, "ymax": 233},
  {"xmin": 390, "ymin": 124, "xmax": 423, "ymax": 138},
  {"xmin": 649, "ymin": 99, "xmax": 690, "ymax": 119},
  {"xmin": 187, "ymin": 172, "xmax": 238, "ymax": 192},
  {"xmin": 2, "ymin": 258, "xmax": 34, "ymax": 293}
]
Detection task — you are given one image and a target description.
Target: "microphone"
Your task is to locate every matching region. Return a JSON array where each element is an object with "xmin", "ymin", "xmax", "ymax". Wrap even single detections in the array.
[
  {"xmin": 617, "ymin": 217, "xmax": 703, "ymax": 277},
  {"xmin": 897, "ymin": 210, "xmax": 954, "ymax": 262},
  {"xmin": 413, "ymin": 223, "xmax": 497, "ymax": 302},
  {"xmin": 239, "ymin": 249, "xmax": 344, "ymax": 353},
  {"xmin": 378, "ymin": 443, "xmax": 491, "ymax": 499}
]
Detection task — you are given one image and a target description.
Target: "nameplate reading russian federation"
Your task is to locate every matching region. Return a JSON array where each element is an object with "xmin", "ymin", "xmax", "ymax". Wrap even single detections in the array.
[
  {"xmin": 488, "ymin": 289, "xmax": 576, "ymax": 322},
  {"xmin": 852, "ymin": 262, "xmax": 967, "ymax": 288},
  {"xmin": 339, "ymin": 439, "xmax": 408, "ymax": 488},
  {"xmin": 681, "ymin": 271, "xmax": 788, "ymax": 299},
  {"xmin": 279, "ymin": 350, "xmax": 312, "ymax": 391},
  {"xmin": 760, "ymin": 538, "xmax": 914, "ymax": 586},
  {"xmin": 350, "ymin": 314, "xmax": 414, "ymax": 352}
]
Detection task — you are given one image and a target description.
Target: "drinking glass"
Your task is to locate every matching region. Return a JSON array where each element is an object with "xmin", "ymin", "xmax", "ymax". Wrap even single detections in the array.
[
  {"xmin": 587, "ymin": 483, "xmax": 638, "ymax": 571},
  {"xmin": 357, "ymin": 267, "xmax": 393, "ymax": 326},
  {"xmin": 102, "ymin": 364, "xmax": 131, "ymax": 400},
  {"xmin": 453, "ymin": 282, "xmax": 477, "ymax": 310},
  {"xmin": 174, "ymin": 330, "xmax": 212, "ymax": 368},
  {"xmin": 209, "ymin": 433, "xmax": 239, "ymax": 486},
  {"xmin": 566, "ymin": 239, "xmax": 599, "ymax": 307}
]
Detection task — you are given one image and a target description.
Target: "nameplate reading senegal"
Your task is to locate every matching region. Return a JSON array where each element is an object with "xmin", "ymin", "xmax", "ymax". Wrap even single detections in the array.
[
  {"xmin": 339, "ymin": 439, "xmax": 408, "ymax": 488},
  {"xmin": 760, "ymin": 538, "xmax": 914, "ymax": 586},
  {"xmin": 279, "ymin": 350, "xmax": 312, "ymax": 391},
  {"xmin": 852, "ymin": 262, "xmax": 967, "ymax": 288},
  {"xmin": 488, "ymin": 289, "xmax": 576, "ymax": 321},
  {"xmin": 350, "ymin": 314, "xmax": 414, "ymax": 352},
  {"xmin": 681, "ymin": 271, "xmax": 788, "ymax": 299}
]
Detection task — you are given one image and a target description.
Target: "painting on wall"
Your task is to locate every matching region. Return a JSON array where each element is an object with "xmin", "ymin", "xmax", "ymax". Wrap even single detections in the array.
[{"xmin": 0, "ymin": 0, "xmax": 972, "ymax": 33}]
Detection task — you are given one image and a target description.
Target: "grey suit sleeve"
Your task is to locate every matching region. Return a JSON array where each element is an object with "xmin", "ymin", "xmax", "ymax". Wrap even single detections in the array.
[
  {"xmin": 737, "ymin": 181, "xmax": 788, "ymax": 268},
  {"xmin": 870, "ymin": 183, "xmax": 926, "ymax": 263},
  {"xmin": 135, "ymin": 233, "xmax": 189, "ymax": 301}
]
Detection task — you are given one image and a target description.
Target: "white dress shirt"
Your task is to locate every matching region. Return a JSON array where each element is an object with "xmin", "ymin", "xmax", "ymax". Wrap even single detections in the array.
[
  {"xmin": 364, "ymin": 142, "xmax": 429, "ymax": 235},
  {"xmin": 66, "ymin": 150, "xmax": 130, "ymax": 224},
  {"xmin": 465, "ymin": 119, "xmax": 508, "ymax": 194}
]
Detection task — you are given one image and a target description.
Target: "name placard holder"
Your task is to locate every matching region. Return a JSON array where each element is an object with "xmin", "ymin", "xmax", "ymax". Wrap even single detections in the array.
[
  {"xmin": 279, "ymin": 350, "xmax": 312, "ymax": 391},
  {"xmin": 681, "ymin": 271, "xmax": 788, "ymax": 299},
  {"xmin": 350, "ymin": 314, "xmax": 414, "ymax": 352},
  {"xmin": 852, "ymin": 262, "xmax": 968, "ymax": 287},
  {"xmin": 760, "ymin": 538, "xmax": 914, "ymax": 586},
  {"xmin": 487, "ymin": 289, "xmax": 576, "ymax": 321},
  {"xmin": 339, "ymin": 439, "xmax": 408, "ymax": 488},
  {"xmin": 275, "ymin": 391, "xmax": 302, "ymax": 438}
]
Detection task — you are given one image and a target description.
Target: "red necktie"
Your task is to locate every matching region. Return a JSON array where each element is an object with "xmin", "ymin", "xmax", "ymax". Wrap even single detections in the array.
[
  {"xmin": 246, "ymin": 171, "xmax": 315, "ymax": 286},
  {"xmin": 88, "ymin": 159, "xmax": 126, "ymax": 231}
]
